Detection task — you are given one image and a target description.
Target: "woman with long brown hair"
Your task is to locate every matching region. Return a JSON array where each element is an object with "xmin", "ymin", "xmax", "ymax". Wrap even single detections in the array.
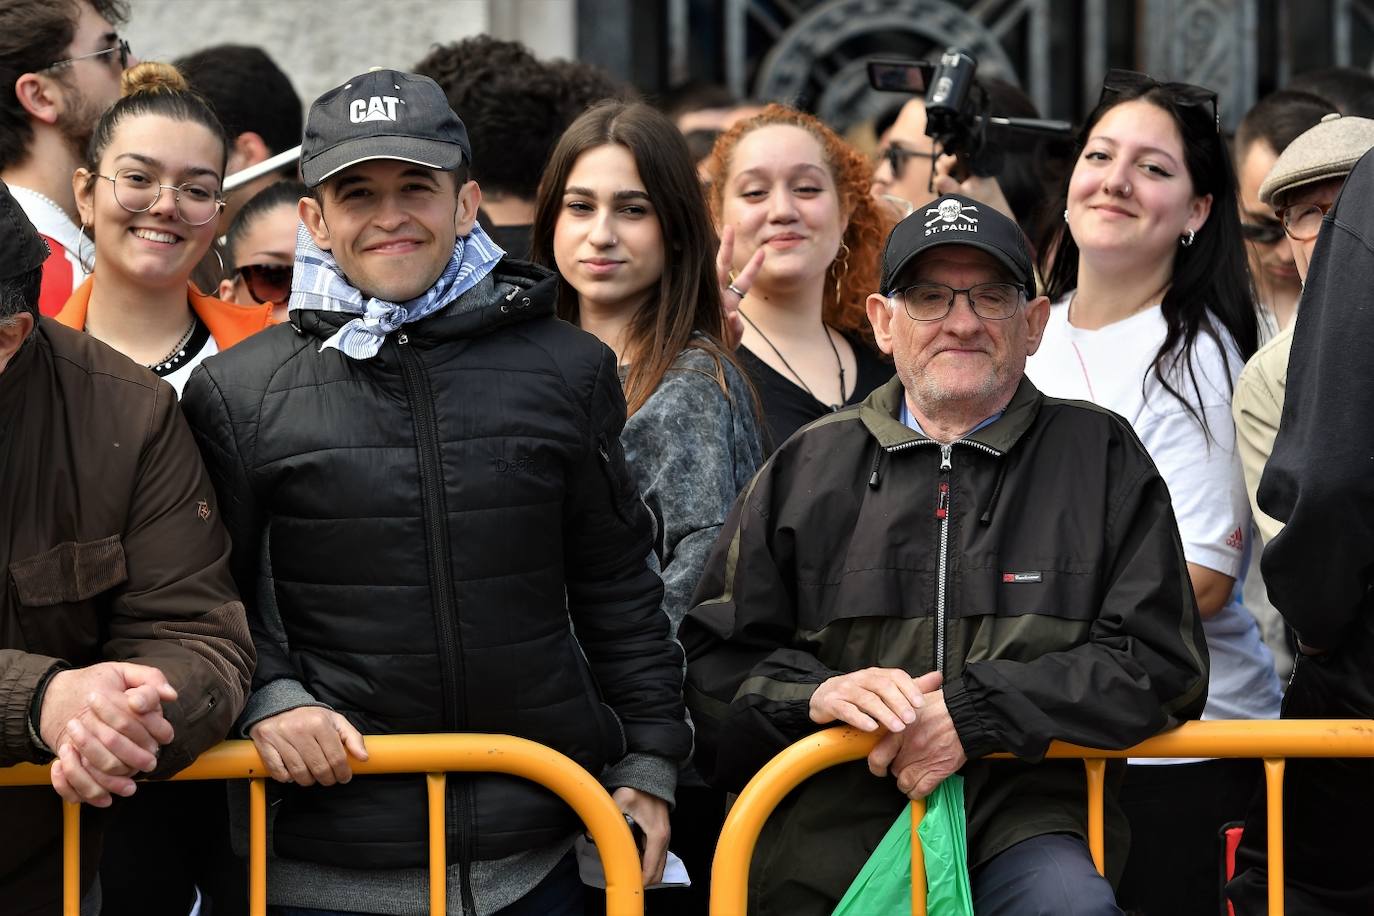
[
  {"xmin": 531, "ymin": 100, "xmax": 764, "ymax": 911},
  {"xmin": 703, "ymin": 103, "xmax": 893, "ymax": 450}
]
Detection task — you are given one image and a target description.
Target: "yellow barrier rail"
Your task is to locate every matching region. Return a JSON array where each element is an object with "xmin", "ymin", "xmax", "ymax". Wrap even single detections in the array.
[
  {"xmin": 711, "ymin": 719, "xmax": 1374, "ymax": 916},
  {"xmin": 0, "ymin": 734, "xmax": 645, "ymax": 916}
]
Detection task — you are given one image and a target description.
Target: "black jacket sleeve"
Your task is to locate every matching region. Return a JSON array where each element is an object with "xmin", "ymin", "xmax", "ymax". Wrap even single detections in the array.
[
  {"xmin": 564, "ymin": 351, "xmax": 692, "ymax": 764},
  {"xmin": 1259, "ymin": 155, "xmax": 1374, "ymax": 650},
  {"xmin": 680, "ymin": 461, "xmax": 844, "ymax": 792},
  {"xmin": 181, "ymin": 364, "xmax": 299, "ymax": 690},
  {"xmin": 946, "ymin": 447, "xmax": 1210, "ymax": 761}
]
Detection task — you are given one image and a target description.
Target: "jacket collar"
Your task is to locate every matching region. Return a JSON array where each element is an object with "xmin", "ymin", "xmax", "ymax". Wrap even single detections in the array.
[
  {"xmin": 858, "ymin": 374, "xmax": 1043, "ymax": 455},
  {"xmin": 54, "ymin": 276, "xmax": 274, "ymax": 350},
  {"xmin": 292, "ymin": 257, "xmax": 558, "ymax": 344}
]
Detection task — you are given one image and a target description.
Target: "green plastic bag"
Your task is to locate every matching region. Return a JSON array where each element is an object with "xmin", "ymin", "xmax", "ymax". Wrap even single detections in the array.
[{"xmin": 831, "ymin": 775, "xmax": 975, "ymax": 916}]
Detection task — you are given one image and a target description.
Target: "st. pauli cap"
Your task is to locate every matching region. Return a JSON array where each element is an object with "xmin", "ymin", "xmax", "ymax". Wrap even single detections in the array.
[
  {"xmin": 0, "ymin": 179, "xmax": 51, "ymax": 281},
  {"xmin": 300, "ymin": 68, "xmax": 471, "ymax": 188},
  {"xmin": 880, "ymin": 194, "xmax": 1035, "ymax": 296},
  {"xmin": 1260, "ymin": 112, "xmax": 1374, "ymax": 207}
]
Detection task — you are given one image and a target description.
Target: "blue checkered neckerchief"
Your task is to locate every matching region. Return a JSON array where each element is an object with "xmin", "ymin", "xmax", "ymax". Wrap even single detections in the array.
[{"xmin": 288, "ymin": 220, "xmax": 505, "ymax": 359}]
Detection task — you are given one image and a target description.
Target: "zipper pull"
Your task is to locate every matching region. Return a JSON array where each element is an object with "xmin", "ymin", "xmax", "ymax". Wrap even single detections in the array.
[
  {"xmin": 940, "ymin": 444, "xmax": 952, "ymax": 471},
  {"xmin": 935, "ymin": 481, "xmax": 949, "ymax": 519},
  {"xmin": 397, "ymin": 332, "xmax": 409, "ymax": 346}
]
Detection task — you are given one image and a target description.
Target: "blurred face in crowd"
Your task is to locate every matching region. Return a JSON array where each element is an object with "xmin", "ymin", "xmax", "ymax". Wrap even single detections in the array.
[
  {"xmin": 870, "ymin": 98, "xmax": 939, "ymax": 212},
  {"xmin": 1236, "ymin": 139, "xmax": 1301, "ymax": 300},
  {"xmin": 868, "ymin": 246, "xmax": 1048, "ymax": 419},
  {"xmin": 50, "ymin": 2, "xmax": 136, "ymax": 159},
  {"xmin": 301, "ymin": 159, "xmax": 479, "ymax": 302},
  {"xmin": 553, "ymin": 143, "xmax": 664, "ymax": 318},
  {"xmin": 1066, "ymin": 99, "xmax": 1212, "ymax": 268},
  {"xmin": 719, "ymin": 123, "xmax": 848, "ymax": 296},
  {"xmin": 73, "ymin": 114, "xmax": 223, "ymax": 291},
  {"xmin": 1279, "ymin": 176, "xmax": 1346, "ymax": 282},
  {"xmin": 219, "ymin": 199, "xmax": 298, "ymax": 322}
]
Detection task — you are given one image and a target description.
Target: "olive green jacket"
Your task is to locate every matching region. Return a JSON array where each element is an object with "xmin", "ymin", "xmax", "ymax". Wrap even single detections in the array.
[{"xmin": 681, "ymin": 375, "xmax": 1208, "ymax": 915}]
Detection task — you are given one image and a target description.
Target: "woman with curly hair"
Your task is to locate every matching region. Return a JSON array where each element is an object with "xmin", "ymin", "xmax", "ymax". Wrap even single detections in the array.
[{"xmin": 704, "ymin": 103, "xmax": 893, "ymax": 450}]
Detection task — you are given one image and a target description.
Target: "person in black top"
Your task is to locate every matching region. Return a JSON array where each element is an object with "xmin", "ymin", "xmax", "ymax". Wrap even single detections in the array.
[{"xmin": 704, "ymin": 104, "xmax": 893, "ymax": 450}]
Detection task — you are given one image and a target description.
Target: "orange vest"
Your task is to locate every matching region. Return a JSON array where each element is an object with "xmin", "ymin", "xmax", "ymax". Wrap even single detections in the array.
[{"xmin": 54, "ymin": 276, "xmax": 275, "ymax": 351}]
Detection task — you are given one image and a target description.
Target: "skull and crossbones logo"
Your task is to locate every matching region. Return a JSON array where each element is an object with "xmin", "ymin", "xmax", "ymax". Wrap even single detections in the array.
[{"xmin": 924, "ymin": 198, "xmax": 979, "ymax": 228}]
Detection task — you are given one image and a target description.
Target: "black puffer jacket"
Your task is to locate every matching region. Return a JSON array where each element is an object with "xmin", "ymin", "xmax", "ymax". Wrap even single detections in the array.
[{"xmin": 181, "ymin": 259, "xmax": 691, "ymax": 870}]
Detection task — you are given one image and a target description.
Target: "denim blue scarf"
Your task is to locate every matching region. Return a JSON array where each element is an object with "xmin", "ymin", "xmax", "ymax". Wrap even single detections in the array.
[{"xmin": 288, "ymin": 221, "xmax": 505, "ymax": 359}]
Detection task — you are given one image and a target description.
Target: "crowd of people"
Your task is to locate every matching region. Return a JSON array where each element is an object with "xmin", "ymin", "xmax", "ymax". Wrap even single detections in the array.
[{"xmin": 3, "ymin": 1, "xmax": 1374, "ymax": 915}]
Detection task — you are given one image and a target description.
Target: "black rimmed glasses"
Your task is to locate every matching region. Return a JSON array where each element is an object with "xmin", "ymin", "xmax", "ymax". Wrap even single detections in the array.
[
  {"xmin": 1240, "ymin": 218, "xmax": 1287, "ymax": 246},
  {"xmin": 879, "ymin": 143, "xmax": 940, "ymax": 182},
  {"xmin": 1099, "ymin": 68, "xmax": 1220, "ymax": 131},
  {"xmin": 1278, "ymin": 201, "xmax": 1335, "ymax": 242},
  {"xmin": 98, "ymin": 168, "xmax": 224, "ymax": 226},
  {"xmin": 44, "ymin": 38, "xmax": 132, "ymax": 73},
  {"xmin": 236, "ymin": 264, "xmax": 293, "ymax": 304},
  {"xmin": 893, "ymin": 282, "xmax": 1024, "ymax": 321}
]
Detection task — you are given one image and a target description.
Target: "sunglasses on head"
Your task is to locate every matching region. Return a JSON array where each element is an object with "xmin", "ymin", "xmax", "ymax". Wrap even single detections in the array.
[
  {"xmin": 1099, "ymin": 69, "xmax": 1220, "ymax": 131},
  {"xmin": 236, "ymin": 264, "xmax": 292, "ymax": 304}
]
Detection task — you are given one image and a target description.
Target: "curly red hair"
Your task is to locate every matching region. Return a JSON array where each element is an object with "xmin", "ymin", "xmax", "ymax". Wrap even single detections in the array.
[{"xmin": 704, "ymin": 103, "xmax": 892, "ymax": 342}]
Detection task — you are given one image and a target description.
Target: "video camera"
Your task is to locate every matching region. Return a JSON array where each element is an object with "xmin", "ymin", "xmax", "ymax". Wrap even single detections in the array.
[{"xmin": 868, "ymin": 48, "xmax": 1072, "ymax": 180}]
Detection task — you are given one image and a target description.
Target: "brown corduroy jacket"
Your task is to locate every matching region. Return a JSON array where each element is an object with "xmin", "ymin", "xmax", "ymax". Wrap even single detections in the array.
[{"xmin": 0, "ymin": 318, "xmax": 254, "ymax": 913}]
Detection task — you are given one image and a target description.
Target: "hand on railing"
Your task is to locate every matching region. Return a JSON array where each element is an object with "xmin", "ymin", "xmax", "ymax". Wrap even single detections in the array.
[
  {"xmin": 249, "ymin": 707, "xmax": 368, "ymax": 786},
  {"xmin": 867, "ymin": 685, "xmax": 968, "ymax": 801},
  {"xmin": 41, "ymin": 661, "xmax": 178, "ymax": 806},
  {"xmin": 612, "ymin": 786, "xmax": 670, "ymax": 886}
]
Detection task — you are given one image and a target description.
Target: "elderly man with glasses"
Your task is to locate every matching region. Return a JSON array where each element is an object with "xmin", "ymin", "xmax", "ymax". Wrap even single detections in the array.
[
  {"xmin": 0, "ymin": 1, "xmax": 137, "ymax": 318},
  {"xmin": 682, "ymin": 194, "xmax": 1209, "ymax": 916}
]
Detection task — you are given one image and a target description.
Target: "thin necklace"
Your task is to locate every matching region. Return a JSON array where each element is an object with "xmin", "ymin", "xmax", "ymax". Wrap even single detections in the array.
[
  {"xmin": 145, "ymin": 318, "xmax": 198, "ymax": 369},
  {"xmin": 739, "ymin": 310, "xmax": 846, "ymax": 410}
]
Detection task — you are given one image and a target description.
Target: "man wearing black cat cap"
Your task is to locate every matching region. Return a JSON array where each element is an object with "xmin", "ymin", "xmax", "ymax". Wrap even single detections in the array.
[
  {"xmin": 682, "ymin": 194, "xmax": 1209, "ymax": 915},
  {"xmin": 0, "ymin": 178, "xmax": 252, "ymax": 913}
]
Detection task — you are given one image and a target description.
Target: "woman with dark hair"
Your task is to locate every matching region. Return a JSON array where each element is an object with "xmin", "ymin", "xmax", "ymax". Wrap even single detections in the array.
[
  {"xmin": 703, "ymin": 104, "xmax": 893, "ymax": 451},
  {"xmin": 1027, "ymin": 71, "xmax": 1281, "ymax": 916},
  {"xmin": 218, "ymin": 179, "xmax": 306, "ymax": 323},
  {"xmin": 531, "ymin": 100, "xmax": 764, "ymax": 912},
  {"xmin": 55, "ymin": 61, "xmax": 272, "ymax": 394}
]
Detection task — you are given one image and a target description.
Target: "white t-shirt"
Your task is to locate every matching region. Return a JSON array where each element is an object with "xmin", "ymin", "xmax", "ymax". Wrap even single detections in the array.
[{"xmin": 1025, "ymin": 296, "xmax": 1282, "ymax": 753}]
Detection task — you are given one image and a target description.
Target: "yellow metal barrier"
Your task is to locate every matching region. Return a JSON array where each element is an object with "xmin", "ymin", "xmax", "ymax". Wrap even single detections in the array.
[
  {"xmin": 0, "ymin": 734, "xmax": 645, "ymax": 916},
  {"xmin": 711, "ymin": 719, "xmax": 1374, "ymax": 916}
]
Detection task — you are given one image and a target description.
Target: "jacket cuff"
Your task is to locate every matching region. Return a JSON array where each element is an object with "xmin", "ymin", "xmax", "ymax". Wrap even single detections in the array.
[
  {"xmin": 943, "ymin": 677, "xmax": 999, "ymax": 760},
  {"xmin": 237, "ymin": 678, "xmax": 330, "ymax": 737},
  {"xmin": 2, "ymin": 652, "xmax": 66, "ymax": 764},
  {"xmin": 602, "ymin": 752, "xmax": 678, "ymax": 808}
]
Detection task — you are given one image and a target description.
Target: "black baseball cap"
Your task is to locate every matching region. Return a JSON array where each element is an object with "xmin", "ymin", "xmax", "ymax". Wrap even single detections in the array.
[
  {"xmin": 880, "ymin": 194, "xmax": 1035, "ymax": 296},
  {"xmin": 0, "ymin": 180, "xmax": 50, "ymax": 282},
  {"xmin": 300, "ymin": 69, "xmax": 471, "ymax": 188}
]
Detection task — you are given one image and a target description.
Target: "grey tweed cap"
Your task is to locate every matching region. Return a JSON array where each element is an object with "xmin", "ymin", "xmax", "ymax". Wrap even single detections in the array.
[{"xmin": 1260, "ymin": 112, "xmax": 1374, "ymax": 206}]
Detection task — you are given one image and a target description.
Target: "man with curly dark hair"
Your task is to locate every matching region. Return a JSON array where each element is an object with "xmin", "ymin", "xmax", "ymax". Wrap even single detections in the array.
[
  {"xmin": 0, "ymin": 0, "xmax": 134, "ymax": 316},
  {"xmin": 414, "ymin": 36, "xmax": 629, "ymax": 258}
]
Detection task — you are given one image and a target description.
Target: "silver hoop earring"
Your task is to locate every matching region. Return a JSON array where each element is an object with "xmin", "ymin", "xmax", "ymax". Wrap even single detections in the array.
[
  {"xmin": 1063, "ymin": 208, "xmax": 1069, "ymax": 223},
  {"xmin": 1181, "ymin": 228, "xmax": 1196, "ymax": 248}
]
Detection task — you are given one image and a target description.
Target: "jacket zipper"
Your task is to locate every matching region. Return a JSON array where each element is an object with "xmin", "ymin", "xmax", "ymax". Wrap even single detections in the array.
[
  {"xmin": 935, "ymin": 444, "xmax": 952, "ymax": 675},
  {"xmin": 397, "ymin": 332, "xmax": 477, "ymax": 916}
]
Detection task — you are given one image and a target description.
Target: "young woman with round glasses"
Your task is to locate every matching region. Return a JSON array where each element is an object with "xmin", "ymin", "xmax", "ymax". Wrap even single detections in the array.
[
  {"xmin": 217, "ymin": 179, "xmax": 304, "ymax": 323},
  {"xmin": 1026, "ymin": 69, "xmax": 1280, "ymax": 916},
  {"xmin": 54, "ymin": 61, "xmax": 272, "ymax": 394}
]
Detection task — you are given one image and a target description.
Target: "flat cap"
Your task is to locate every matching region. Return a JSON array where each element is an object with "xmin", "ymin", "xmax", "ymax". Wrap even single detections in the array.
[
  {"xmin": 0, "ymin": 179, "xmax": 50, "ymax": 281},
  {"xmin": 1260, "ymin": 112, "xmax": 1374, "ymax": 206}
]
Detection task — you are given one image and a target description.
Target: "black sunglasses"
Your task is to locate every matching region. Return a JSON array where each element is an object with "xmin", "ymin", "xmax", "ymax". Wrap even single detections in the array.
[
  {"xmin": 1240, "ymin": 219, "xmax": 1286, "ymax": 246},
  {"xmin": 1099, "ymin": 69, "xmax": 1220, "ymax": 131},
  {"xmin": 236, "ymin": 264, "xmax": 292, "ymax": 304},
  {"xmin": 880, "ymin": 143, "xmax": 939, "ymax": 182}
]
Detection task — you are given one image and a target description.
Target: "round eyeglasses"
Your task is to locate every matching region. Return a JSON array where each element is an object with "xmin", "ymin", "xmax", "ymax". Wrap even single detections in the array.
[
  {"xmin": 98, "ymin": 168, "xmax": 224, "ymax": 226},
  {"xmin": 236, "ymin": 264, "xmax": 293, "ymax": 304},
  {"xmin": 893, "ymin": 282, "xmax": 1025, "ymax": 321},
  {"xmin": 1278, "ymin": 201, "xmax": 1335, "ymax": 242}
]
